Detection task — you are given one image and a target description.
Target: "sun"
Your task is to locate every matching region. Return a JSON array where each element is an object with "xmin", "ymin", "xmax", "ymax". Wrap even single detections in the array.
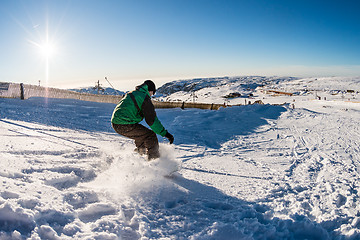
[
  {"xmin": 38, "ymin": 41, "xmax": 57, "ymax": 58},
  {"xmin": 29, "ymin": 39, "xmax": 57, "ymax": 59}
]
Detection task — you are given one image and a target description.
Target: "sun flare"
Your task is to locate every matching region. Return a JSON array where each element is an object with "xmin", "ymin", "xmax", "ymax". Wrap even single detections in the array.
[
  {"xmin": 38, "ymin": 41, "xmax": 57, "ymax": 58},
  {"xmin": 29, "ymin": 39, "xmax": 57, "ymax": 59},
  {"xmin": 28, "ymin": 37, "xmax": 58, "ymax": 87}
]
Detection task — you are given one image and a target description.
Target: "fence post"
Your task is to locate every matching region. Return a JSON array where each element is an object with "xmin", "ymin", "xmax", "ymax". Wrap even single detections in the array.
[{"xmin": 20, "ymin": 83, "xmax": 25, "ymax": 100}]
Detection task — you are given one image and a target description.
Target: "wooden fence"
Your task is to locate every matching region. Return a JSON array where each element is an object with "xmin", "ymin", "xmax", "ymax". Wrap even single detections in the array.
[
  {"xmin": 153, "ymin": 101, "xmax": 226, "ymax": 110},
  {"xmin": 0, "ymin": 82, "xmax": 123, "ymax": 104},
  {"xmin": 0, "ymin": 82, "xmax": 239, "ymax": 110}
]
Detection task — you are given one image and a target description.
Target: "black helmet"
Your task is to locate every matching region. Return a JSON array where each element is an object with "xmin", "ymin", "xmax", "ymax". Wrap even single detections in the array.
[{"xmin": 144, "ymin": 80, "xmax": 156, "ymax": 93}]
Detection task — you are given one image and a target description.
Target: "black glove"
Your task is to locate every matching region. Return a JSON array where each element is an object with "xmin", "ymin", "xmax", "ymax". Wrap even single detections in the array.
[{"xmin": 165, "ymin": 132, "xmax": 174, "ymax": 144}]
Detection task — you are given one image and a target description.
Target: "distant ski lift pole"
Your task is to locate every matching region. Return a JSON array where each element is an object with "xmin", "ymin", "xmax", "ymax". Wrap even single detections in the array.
[
  {"xmin": 191, "ymin": 92, "xmax": 197, "ymax": 103},
  {"xmin": 93, "ymin": 80, "xmax": 104, "ymax": 94}
]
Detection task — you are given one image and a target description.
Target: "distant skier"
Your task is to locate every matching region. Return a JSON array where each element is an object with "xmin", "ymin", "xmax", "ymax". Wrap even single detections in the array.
[{"xmin": 111, "ymin": 80, "xmax": 174, "ymax": 160}]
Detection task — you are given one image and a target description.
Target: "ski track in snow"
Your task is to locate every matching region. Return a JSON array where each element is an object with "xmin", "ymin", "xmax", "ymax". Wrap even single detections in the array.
[{"xmin": 1, "ymin": 77, "xmax": 360, "ymax": 239}]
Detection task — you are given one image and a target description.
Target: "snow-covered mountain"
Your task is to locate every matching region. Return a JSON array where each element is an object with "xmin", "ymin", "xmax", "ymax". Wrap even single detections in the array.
[
  {"xmin": 1, "ymin": 76, "xmax": 360, "ymax": 239},
  {"xmin": 155, "ymin": 76, "xmax": 294, "ymax": 102},
  {"xmin": 156, "ymin": 76, "xmax": 297, "ymax": 95},
  {"xmin": 155, "ymin": 76, "xmax": 360, "ymax": 105},
  {"xmin": 69, "ymin": 86, "xmax": 125, "ymax": 96}
]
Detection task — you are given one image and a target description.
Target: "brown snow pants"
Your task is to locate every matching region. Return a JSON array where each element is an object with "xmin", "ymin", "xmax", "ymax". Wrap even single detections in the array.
[{"xmin": 112, "ymin": 123, "xmax": 160, "ymax": 160}]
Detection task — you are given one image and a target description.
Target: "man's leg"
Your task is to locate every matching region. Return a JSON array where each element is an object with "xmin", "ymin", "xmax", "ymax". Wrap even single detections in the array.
[{"xmin": 112, "ymin": 123, "xmax": 160, "ymax": 160}]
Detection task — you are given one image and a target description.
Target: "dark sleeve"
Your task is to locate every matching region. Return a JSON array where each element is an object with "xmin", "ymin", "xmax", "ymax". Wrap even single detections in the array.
[{"xmin": 142, "ymin": 95, "xmax": 167, "ymax": 137}]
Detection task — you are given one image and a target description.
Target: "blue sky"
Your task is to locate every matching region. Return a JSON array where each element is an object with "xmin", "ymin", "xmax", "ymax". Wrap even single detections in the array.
[{"xmin": 1, "ymin": 0, "xmax": 360, "ymax": 90}]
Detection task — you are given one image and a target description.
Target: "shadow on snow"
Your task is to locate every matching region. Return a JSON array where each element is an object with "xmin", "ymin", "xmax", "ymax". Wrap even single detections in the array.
[
  {"xmin": 0, "ymin": 97, "xmax": 116, "ymax": 132},
  {"xmin": 160, "ymin": 103, "xmax": 287, "ymax": 148},
  {"xmin": 1, "ymin": 97, "xmax": 287, "ymax": 149}
]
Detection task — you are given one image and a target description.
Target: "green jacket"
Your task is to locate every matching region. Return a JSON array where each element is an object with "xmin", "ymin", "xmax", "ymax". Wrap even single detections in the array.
[{"xmin": 111, "ymin": 84, "xmax": 168, "ymax": 137}]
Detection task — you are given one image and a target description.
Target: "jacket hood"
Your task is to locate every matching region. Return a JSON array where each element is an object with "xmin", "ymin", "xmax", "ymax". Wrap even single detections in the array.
[{"xmin": 135, "ymin": 83, "xmax": 150, "ymax": 95}]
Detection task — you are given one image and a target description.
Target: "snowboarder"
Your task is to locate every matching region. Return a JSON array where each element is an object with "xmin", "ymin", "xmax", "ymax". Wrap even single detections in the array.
[{"xmin": 111, "ymin": 80, "xmax": 174, "ymax": 160}]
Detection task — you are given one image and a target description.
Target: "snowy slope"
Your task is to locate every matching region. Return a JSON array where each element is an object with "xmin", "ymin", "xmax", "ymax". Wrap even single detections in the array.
[{"xmin": 1, "ymin": 77, "xmax": 360, "ymax": 239}]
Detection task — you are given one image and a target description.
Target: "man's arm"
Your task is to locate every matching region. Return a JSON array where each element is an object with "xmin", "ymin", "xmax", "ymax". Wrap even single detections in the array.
[{"xmin": 142, "ymin": 95, "xmax": 167, "ymax": 137}]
